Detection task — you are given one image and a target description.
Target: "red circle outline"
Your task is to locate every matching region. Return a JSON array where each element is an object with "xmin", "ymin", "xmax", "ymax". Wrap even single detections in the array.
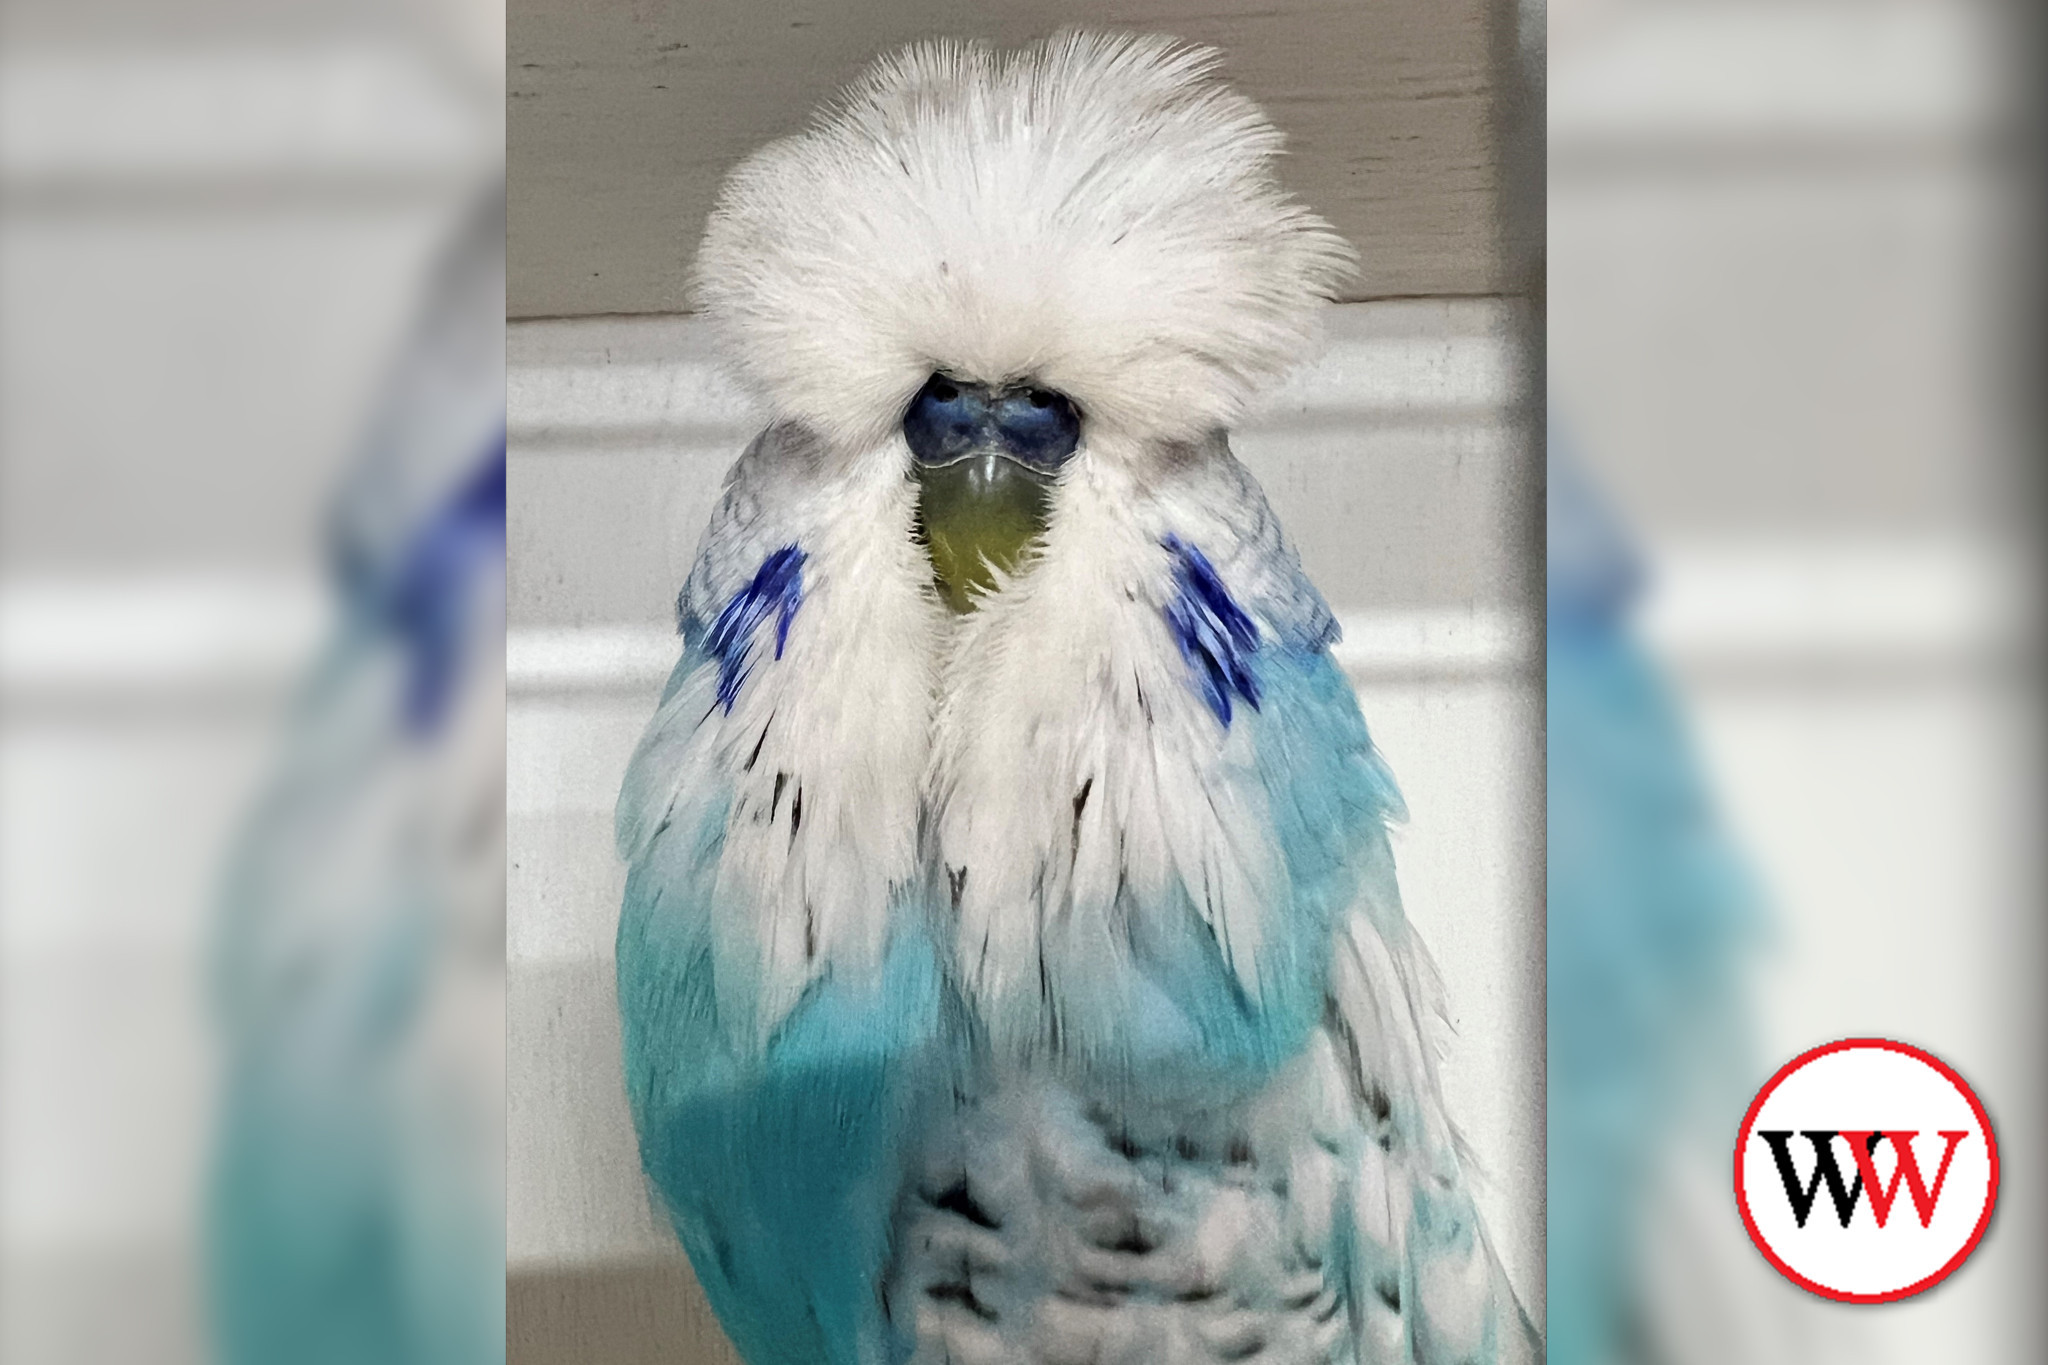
[{"xmin": 1733, "ymin": 1037, "xmax": 2001, "ymax": 1304}]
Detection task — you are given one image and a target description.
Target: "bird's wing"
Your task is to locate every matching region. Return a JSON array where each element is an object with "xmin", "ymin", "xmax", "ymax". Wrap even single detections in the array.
[
  {"xmin": 615, "ymin": 423, "xmax": 945, "ymax": 1365},
  {"xmin": 618, "ymin": 420, "xmax": 940, "ymax": 1039},
  {"xmin": 616, "ymin": 421, "xmax": 812, "ymax": 855},
  {"xmin": 1174, "ymin": 436, "xmax": 1541, "ymax": 1363},
  {"xmin": 1325, "ymin": 897, "xmax": 1543, "ymax": 1364}
]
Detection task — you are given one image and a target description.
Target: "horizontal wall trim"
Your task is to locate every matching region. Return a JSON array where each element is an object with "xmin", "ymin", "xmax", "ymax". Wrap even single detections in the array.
[
  {"xmin": 507, "ymin": 609, "xmax": 1538, "ymax": 698},
  {"xmin": 4, "ymin": 538, "xmax": 2020, "ymax": 699},
  {"xmin": 1641, "ymin": 536, "xmax": 2031, "ymax": 681},
  {"xmin": 507, "ymin": 299, "xmax": 1527, "ymax": 451},
  {"xmin": 0, "ymin": 575, "xmax": 325, "ymax": 702}
]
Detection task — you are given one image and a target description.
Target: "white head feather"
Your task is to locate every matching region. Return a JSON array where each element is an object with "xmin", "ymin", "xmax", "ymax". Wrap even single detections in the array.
[{"xmin": 694, "ymin": 32, "xmax": 1355, "ymax": 451}]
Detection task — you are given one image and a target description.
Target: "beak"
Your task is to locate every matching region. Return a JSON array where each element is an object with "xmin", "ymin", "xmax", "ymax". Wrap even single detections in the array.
[{"xmin": 903, "ymin": 374, "xmax": 1080, "ymax": 614}]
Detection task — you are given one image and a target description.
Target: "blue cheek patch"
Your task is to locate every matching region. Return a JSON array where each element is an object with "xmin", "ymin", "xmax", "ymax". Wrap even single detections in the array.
[
  {"xmin": 704, "ymin": 545, "xmax": 807, "ymax": 712},
  {"xmin": 1161, "ymin": 534, "xmax": 1262, "ymax": 726}
]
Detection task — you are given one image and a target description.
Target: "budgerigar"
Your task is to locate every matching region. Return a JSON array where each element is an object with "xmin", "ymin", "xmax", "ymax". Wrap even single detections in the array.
[
  {"xmin": 209, "ymin": 183, "xmax": 507, "ymax": 1365},
  {"xmin": 616, "ymin": 35, "xmax": 1539, "ymax": 1365}
]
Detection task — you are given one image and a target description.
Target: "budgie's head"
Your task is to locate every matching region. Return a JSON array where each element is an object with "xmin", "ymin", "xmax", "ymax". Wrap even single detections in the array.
[{"xmin": 695, "ymin": 32, "xmax": 1354, "ymax": 460}]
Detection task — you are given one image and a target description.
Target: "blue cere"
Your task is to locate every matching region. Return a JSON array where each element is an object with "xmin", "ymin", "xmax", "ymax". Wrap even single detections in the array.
[
  {"xmin": 704, "ymin": 545, "xmax": 807, "ymax": 712},
  {"xmin": 1161, "ymin": 534, "xmax": 1262, "ymax": 726},
  {"xmin": 988, "ymin": 387, "xmax": 1083, "ymax": 468},
  {"xmin": 901, "ymin": 373, "xmax": 1082, "ymax": 472},
  {"xmin": 382, "ymin": 434, "xmax": 506, "ymax": 737}
]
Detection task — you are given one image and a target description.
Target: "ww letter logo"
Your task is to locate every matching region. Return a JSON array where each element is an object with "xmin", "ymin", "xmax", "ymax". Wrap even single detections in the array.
[{"xmin": 1736, "ymin": 1040, "xmax": 1998, "ymax": 1302}]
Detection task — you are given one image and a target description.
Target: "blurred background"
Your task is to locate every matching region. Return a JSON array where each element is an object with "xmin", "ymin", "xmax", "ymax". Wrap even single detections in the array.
[
  {"xmin": 506, "ymin": 3, "xmax": 1544, "ymax": 1362},
  {"xmin": 1548, "ymin": 0, "xmax": 2042, "ymax": 1361},
  {"xmin": 0, "ymin": 1, "xmax": 503, "ymax": 1362},
  {"xmin": 13, "ymin": 0, "xmax": 2044, "ymax": 1360}
]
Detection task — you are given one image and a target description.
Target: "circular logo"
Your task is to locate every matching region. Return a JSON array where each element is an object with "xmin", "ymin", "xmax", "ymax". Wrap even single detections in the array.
[{"xmin": 1735, "ymin": 1038, "xmax": 1998, "ymax": 1303}]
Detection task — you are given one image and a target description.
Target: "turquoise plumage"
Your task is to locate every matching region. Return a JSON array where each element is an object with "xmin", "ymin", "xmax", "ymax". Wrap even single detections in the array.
[
  {"xmin": 615, "ymin": 36, "xmax": 1537, "ymax": 1365},
  {"xmin": 618, "ymin": 651, "xmax": 949, "ymax": 1365},
  {"xmin": 618, "ymin": 430, "xmax": 1536, "ymax": 1364}
]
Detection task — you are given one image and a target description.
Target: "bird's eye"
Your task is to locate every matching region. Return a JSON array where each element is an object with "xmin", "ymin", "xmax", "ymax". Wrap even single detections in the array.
[
  {"xmin": 931, "ymin": 379, "xmax": 959, "ymax": 403},
  {"xmin": 1027, "ymin": 389, "xmax": 1055, "ymax": 409}
]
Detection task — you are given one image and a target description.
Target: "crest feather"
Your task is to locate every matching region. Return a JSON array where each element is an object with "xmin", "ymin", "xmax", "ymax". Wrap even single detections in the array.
[{"xmin": 694, "ymin": 32, "xmax": 1355, "ymax": 448}]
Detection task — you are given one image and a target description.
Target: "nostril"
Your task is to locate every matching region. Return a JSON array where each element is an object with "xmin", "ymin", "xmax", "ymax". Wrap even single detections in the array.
[
  {"xmin": 905, "ymin": 374, "xmax": 986, "ymax": 466},
  {"xmin": 988, "ymin": 385, "xmax": 1080, "ymax": 470}
]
